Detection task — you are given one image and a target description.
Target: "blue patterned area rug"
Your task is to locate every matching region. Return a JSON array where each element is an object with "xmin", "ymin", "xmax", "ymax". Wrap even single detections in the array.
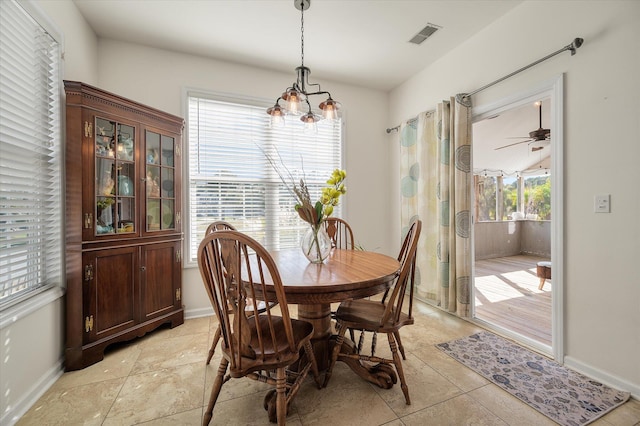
[{"xmin": 436, "ymin": 331, "xmax": 630, "ymax": 425}]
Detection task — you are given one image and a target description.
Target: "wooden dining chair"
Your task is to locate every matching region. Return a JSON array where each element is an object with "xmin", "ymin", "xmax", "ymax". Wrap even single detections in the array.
[
  {"xmin": 322, "ymin": 217, "xmax": 355, "ymax": 250},
  {"xmin": 323, "ymin": 219, "xmax": 422, "ymax": 405},
  {"xmin": 205, "ymin": 220, "xmax": 236, "ymax": 235},
  {"xmin": 204, "ymin": 221, "xmax": 276, "ymax": 365},
  {"xmin": 322, "ymin": 217, "xmax": 359, "ymax": 340},
  {"xmin": 198, "ymin": 230, "xmax": 321, "ymax": 425}
]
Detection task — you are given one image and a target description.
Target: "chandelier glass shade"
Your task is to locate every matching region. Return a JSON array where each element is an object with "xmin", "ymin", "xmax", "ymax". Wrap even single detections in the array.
[{"xmin": 267, "ymin": 0, "xmax": 340, "ymax": 130}]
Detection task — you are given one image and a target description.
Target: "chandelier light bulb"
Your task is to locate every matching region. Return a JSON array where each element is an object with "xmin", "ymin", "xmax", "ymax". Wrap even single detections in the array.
[
  {"xmin": 301, "ymin": 110, "xmax": 319, "ymax": 134},
  {"xmin": 286, "ymin": 91, "xmax": 301, "ymax": 114},
  {"xmin": 319, "ymin": 98, "xmax": 340, "ymax": 121},
  {"xmin": 267, "ymin": 103, "xmax": 286, "ymax": 127},
  {"xmin": 271, "ymin": 115, "xmax": 285, "ymax": 128},
  {"xmin": 303, "ymin": 120, "xmax": 317, "ymax": 134}
]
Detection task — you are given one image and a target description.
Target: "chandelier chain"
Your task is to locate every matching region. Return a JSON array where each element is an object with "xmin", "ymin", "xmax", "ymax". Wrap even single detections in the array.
[{"xmin": 300, "ymin": 4, "xmax": 304, "ymax": 67}]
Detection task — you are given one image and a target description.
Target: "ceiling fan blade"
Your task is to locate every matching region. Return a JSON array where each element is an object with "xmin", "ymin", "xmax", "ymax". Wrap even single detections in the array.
[
  {"xmin": 503, "ymin": 102, "xmax": 549, "ymax": 145},
  {"xmin": 495, "ymin": 139, "xmax": 533, "ymax": 150}
]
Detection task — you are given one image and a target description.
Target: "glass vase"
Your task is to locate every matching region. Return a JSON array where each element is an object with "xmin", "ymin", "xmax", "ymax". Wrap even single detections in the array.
[{"xmin": 301, "ymin": 224, "xmax": 331, "ymax": 264}]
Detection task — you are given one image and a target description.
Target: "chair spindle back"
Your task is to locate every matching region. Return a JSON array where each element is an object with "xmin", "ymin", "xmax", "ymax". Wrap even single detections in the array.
[
  {"xmin": 198, "ymin": 230, "xmax": 296, "ymax": 373},
  {"xmin": 205, "ymin": 220, "xmax": 236, "ymax": 234},
  {"xmin": 380, "ymin": 219, "xmax": 422, "ymax": 327},
  {"xmin": 323, "ymin": 217, "xmax": 355, "ymax": 250}
]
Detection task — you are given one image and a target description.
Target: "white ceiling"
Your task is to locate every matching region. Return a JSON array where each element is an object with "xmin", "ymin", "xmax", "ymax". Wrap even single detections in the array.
[
  {"xmin": 473, "ymin": 98, "xmax": 552, "ymax": 176},
  {"xmin": 72, "ymin": 0, "xmax": 522, "ymax": 91},
  {"xmin": 72, "ymin": 0, "xmax": 547, "ymax": 173}
]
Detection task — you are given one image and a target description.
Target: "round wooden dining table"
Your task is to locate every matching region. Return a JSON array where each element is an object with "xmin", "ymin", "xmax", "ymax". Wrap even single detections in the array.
[{"xmin": 258, "ymin": 248, "xmax": 400, "ymax": 374}]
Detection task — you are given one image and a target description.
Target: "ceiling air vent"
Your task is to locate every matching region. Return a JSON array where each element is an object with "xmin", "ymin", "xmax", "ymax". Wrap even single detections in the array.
[{"xmin": 409, "ymin": 23, "xmax": 441, "ymax": 45}]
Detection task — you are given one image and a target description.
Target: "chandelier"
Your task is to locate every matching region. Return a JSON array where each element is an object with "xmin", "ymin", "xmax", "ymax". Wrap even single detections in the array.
[{"xmin": 266, "ymin": 0, "xmax": 340, "ymax": 130}]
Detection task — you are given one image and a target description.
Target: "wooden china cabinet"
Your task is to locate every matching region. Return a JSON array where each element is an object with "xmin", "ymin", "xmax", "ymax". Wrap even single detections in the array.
[{"xmin": 64, "ymin": 81, "xmax": 184, "ymax": 371}]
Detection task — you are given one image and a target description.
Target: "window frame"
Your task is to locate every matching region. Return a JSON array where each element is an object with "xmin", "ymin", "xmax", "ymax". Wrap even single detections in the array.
[{"xmin": 183, "ymin": 90, "xmax": 345, "ymax": 268}]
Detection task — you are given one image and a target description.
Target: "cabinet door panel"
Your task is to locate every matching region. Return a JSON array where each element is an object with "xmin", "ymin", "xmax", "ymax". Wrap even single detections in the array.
[
  {"xmin": 83, "ymin": 113, "xmax": 139, "ymax": 241},
  {"xmin": 141, "ymin": 241, "xmax": 180, "ymax": 320},
  {"xmin": 143, "ymin": 127, "xmax": 180, "ymax": 235},
  {"xmin": 84, "ymin": 247, "xmax": 137, "ymax": 343}
]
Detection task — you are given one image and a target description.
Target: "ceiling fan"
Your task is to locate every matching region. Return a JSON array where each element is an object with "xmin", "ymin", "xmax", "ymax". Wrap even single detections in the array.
[{"xmin": 495, "ymin": 102, "xmax": 550, "ymax": 151}]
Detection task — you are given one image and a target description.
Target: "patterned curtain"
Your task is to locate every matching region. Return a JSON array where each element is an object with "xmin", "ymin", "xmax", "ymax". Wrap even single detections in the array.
[{"xmin": 400, "ymin": 95, "xmax": 472, "ymax": 317}]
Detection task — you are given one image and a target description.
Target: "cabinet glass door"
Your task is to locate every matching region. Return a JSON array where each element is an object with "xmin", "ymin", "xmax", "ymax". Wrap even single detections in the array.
[
  {"xmin": 146, "ymin": 131, "xmax": 175, "ymax": 231},
  {"xmin": 95, "ymin": 118, "xmax": 135, "ymax": 235}
]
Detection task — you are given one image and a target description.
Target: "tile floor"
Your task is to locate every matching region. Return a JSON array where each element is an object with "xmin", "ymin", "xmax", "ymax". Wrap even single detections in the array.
[{"xmin": 17, "ymin": 301, "xmax": 640, "ymax": 425}]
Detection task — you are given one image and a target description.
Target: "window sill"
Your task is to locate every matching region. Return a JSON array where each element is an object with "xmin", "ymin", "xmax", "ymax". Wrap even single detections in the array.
[{"xmin": 0, "ymin": 286, "xmax": 65, "ymax": 329}]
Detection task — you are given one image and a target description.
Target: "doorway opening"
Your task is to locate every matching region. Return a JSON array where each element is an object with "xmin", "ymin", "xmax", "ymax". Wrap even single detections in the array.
[{"xmin": 470, "ymin": 77, "xmax": 563, "ymax": 359}]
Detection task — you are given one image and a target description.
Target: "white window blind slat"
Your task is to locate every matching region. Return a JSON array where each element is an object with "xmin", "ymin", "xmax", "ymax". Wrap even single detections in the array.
[
  {"xmin": 0, "ymin": 0, "xmax": 62, "ymax": 309},
  {"xmin": 187, "ymin": 94, "xmax": 343, "ymax": 261}
]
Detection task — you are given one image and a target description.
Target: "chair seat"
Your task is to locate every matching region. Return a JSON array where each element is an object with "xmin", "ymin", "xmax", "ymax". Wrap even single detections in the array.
[
  {"xmin": 223, "ymin": 316, "xmax": 314, "ymax": 377},
  {"xmin": 336, "ymin": 299, "xmax": 414, "ymax": 332}
]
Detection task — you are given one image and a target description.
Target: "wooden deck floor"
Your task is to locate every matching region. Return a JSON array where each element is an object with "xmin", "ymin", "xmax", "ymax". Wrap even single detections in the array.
[{"xmin": 474, "ymin": 255, "xmax": 552, "ymax": 346}]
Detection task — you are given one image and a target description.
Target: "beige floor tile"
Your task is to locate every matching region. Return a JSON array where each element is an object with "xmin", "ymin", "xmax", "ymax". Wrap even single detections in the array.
[
  {"xmin": 138, "ymin": 318, "xmax": 211, "ymax": 348},
  {"xmin": 400, "ymin": 393, "xmax": 509, "ymax": 425},
  {"xmin": 138, "ymin": 407, "xmax": 203, "ymax": 425},
  {"xmin": 139, "ymin": 407, "xmax": 202, "ymax": 426},
  {"xmin": 52, "ymin": 342, "xmax": 141, "ymax": 390},
  {"xmin": 131, "ymin": 332, "xmax": 209, "ymax": 375},
  {"xmin": 103, "ymin": 362, "xmax": 205, "ymax": 425},
  {"xmin": 295, "ymin": 363, "xmax": 397, "ymax": 425},
  {"xmin": 16, "ymin": 377, "xmax": 125, "ymax": 426},
  {"xmin": 207, "ymin": 392, "xmax": 302, "ymax": 426},
  {"xmin": 203, "ymin": 356, "xmax": 274, "ymax": 405},
  {"xmin": 409, "ymin": 314, "xmax": 483, "ymax": 346},
  {"xmin": 592, "ymin": 397, "xmax": 640, "ymax": 426},
  {"xmin": 412, "ymin": 343, "xmax": 488, "ymax": 392},
  {"xmin": 373, "ymin": 355, "xmax": 463, "ymax": 416},
  {"xmin": 379, "ymin": 420, "xmax": 405, "ymax": 426},
  {"xmin": 468, "ymin": 383, "xmax": 557, "ymax": 425}
]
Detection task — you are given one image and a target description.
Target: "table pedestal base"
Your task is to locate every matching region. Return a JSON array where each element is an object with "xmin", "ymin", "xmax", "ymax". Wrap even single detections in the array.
[
  {"xmin": 298, "ymin": 303, "xmax": 332, "ymax": 371},
  {"xmin": 296, "ymin": 302, "xmax": 398, "ymax": 389},
  {"xmin": 329, "ymin": 335, "xmax": 398, "ymax": 388}
]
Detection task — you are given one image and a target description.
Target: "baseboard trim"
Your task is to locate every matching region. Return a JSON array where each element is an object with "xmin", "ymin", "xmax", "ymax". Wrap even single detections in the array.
[
  {"xmin": 564, "ymin": 355, "xmax": 639, "ymax": 399},
  {"xmin": 1, "ymin": 356, "xmax": 64, "ymax": 426},
  {"xmin": 184, "ymin": 306, "xmax": 213, "ymax": 320}
]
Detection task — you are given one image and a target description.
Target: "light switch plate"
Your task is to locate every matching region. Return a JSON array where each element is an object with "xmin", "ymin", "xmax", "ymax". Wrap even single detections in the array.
[{"xmin": 594, "ymin": 194, "xmax": 610, "ymax": 213}]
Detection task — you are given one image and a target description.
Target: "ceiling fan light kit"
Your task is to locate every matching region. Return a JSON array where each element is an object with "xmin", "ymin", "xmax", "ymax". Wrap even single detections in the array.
[{"xmin": 266, "ymin": 0, "xmax": 341, "ymax": 131}]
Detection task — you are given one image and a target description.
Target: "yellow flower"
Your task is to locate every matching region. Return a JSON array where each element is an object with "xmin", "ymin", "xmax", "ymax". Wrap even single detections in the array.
[{"xmin": 319, "ymin": 169, "xmax": 346, "ymax": 221}]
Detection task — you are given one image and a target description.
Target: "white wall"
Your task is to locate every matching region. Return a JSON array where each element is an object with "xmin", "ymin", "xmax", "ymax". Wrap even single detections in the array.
[{"xmin": 389, "ymin": 0, "xmax": 640, "ymax": 396}]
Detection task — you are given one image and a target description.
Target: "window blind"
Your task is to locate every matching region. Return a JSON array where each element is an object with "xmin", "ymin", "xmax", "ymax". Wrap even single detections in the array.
[
  {"xmin": 0, "ymin": 0, "xmax": 62, "ymax": 308},
  {"xmin": 187, "ymin": 94, "xmax": 343, "ymax": 263}
]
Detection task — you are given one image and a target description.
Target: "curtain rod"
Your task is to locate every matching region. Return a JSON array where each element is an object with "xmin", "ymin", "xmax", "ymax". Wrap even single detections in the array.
[{"xmin": 386, "ymin": 37, "xmax": 584, "ymax": 134}]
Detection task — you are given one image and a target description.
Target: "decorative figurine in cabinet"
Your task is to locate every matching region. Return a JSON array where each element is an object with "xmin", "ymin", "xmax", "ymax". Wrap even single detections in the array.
[{"xmin": 64, "ymin": 81, "xmax": 184, "ymax": 370}]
